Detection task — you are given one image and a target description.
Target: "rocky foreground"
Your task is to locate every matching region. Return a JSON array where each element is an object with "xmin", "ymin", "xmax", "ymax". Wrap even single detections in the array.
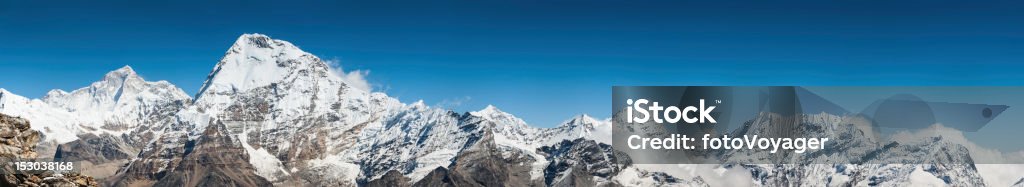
[{"xmin": 0, "ymin": 114, "xmax": 98, "ymax": 187}]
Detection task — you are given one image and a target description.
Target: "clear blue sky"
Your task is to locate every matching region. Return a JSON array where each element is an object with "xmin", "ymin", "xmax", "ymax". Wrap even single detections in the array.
[{"xmin": 1, "ymin": 0, "xmax": 1022, "ymax": 128}]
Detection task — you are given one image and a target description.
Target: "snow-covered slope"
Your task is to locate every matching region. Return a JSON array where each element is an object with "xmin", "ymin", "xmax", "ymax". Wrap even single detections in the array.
[
  {"xmin": 43, "ymin": 66, "xmax": 191, "ymax": 135},
  {"xmin": 0, "ymin": 89, "xmax": 82, "ymax": 143},
  {"xmin": 0, "ymin": 66, "xmax": 189, "ymax": 144}
]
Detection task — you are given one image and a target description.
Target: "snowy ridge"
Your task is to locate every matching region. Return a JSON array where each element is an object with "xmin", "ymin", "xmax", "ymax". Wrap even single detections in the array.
[
  {"xmin": 0, "ymin": 88, "xmax": 82, "ymax": 143},
  {"xmin": 0, "ymin": 66, "xmax": 190, "ymax": 143},
  {"xmin": 171, "ymin": 34, "xmax": 626, "ymax": 184},
  {"xmin": 41, "ymin": 66, "xmax": 190, "ymax": 136}
]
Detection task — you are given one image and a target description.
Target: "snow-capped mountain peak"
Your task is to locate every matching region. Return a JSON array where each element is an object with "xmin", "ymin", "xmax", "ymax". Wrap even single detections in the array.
[
  {"xmin": 471, "ymin": 104, "xmax": 533, "ymax": 132},
  {"xmin": 194, "ymin": 33, "xmax": 343, "ymax": 104},
  {"xmin": 470, "ymin": 105, "xmax": 526, "ymax": 124},
  {"xmin": 1, "ymin": 65, "xmax": 193, "ymax": 144},
  {"xmin": 470, "ymin": 104, "xmax": 504, "ymax": 117},
  {"xmin": 44, "ymin": 90, "xmax": 69, "ymax": 98},
  {"xmin": 104, "ymin": 65, "xmax": 138, "ymax": 80},
  {"xmin": 535, "ymin": 114, "xmax": 612, "ymax": 145},
  {"xmin": 560, "ymin": 114, "xmax": 599, "ymax": 128},
  {"xmin": 43, "ymin": 65, "xmax": 141, "ymax": 102},
  {"xmin": 24, "ymin": 66, "xmax": 190, "ymax": 139},
  {"xmin": 42, "ymin": 66, "xmax": 189, "ymax": 111}
]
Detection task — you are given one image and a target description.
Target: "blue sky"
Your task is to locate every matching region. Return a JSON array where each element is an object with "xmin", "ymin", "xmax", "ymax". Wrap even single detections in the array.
[{"xmin": 1, "ymin": 0, "xmax": 1023, "ymax": 128}]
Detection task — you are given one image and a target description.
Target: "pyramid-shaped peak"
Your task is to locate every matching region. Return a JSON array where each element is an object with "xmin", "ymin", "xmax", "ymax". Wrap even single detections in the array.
[
  {"xmin": 195, "ymin": 33, "xmax": 337, "ymax": 101},
  {"xmin": 45, "ymin": 89, "xmax": 69, "ymax": 97},
  {"xmin": 111, "ymin": 65, "xmax": 136, "ymax": 75},
  {"xmin": 102, "ymin": 65, "xmax": 140, "ymax": 81},
  {"xmin": 470, "ymin": 105, "xmax": 531, "ymax": 126},
  {"xmin": 572, "ymin": 114, "xmax": 596, "ymax": 122},
  {"xmin": 471, "ymin": 105, "xmax": 505, "ymax": 117},
  {"xmin": 560, "ymin": 114, "xmax": 599, "ymax": 127}
]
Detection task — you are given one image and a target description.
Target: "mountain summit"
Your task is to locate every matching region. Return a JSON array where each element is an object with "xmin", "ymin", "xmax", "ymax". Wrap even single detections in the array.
[{"xmin": 196, "ymin": 33, "xmax": 338, "ymax": 99}]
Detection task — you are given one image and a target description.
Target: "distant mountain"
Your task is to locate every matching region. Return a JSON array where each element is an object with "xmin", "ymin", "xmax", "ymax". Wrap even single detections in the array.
[{"xmin": 0, "ymin": 33, "xmax": 1011, "ymax": 186}]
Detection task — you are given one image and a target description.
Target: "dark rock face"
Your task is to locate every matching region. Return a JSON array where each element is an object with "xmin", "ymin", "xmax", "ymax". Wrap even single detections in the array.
[
  {"xmin": 538, "ymin": 139, "xmax": 625, "ymax": 187},
  {"xmin": 53, "ymin": 133, "xmax": 138, "ymax": 179},
  {"xmin": 149, "ymin": 122, "xmax": 272, "ymax": 187},
  {"xmin": 443, "ymin": 132, "xmax": 542, "ymax": 187},
  {"xmin": 108, "ymin": 131, "xmax": 189, "ymax": 186},
  {"xmin": 0, "ymin": 114, "xmax": 99, "ymax": 187},
  {"xmin": 366, "ymin": 170, "xmax": 410, "ymax": 187},
  {"xmin": 368, "ymin": 132, "xmax": 547, "ymax": 187},
  {"xmin": 54, "ymin": 133, "xmax": 136, "ymax": 163},
  {"xmin": 411, "ymin": 167, "xmax": 456, "ymax": 187},
  {"xmin": 367, "ymin": 137, "xmax": 634, "ymax": 187}
]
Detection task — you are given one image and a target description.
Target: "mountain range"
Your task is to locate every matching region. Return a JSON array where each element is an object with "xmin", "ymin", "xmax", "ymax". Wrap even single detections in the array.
[{"xmin": 1, "ymin": 33, "xmax": 1020, "ymax": 186}]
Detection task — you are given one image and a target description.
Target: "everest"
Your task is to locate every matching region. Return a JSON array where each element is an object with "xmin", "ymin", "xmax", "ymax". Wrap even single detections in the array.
[{"xmin": 0, "ymin": 33, "xmax": 1015, "ymax": 186}]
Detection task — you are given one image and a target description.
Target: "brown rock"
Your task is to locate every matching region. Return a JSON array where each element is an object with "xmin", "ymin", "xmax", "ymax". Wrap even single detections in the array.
[{"xmin": 0, "ymin": 114, "xmax": 99, "ymax": 187}]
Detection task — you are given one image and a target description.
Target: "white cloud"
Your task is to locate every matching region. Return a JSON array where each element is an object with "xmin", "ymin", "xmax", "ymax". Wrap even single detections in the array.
[
  {"xmin": 890, "ymin": 124, "xmax": 1024, "ymax": 164},
  {"xmin": 325, "ymin": 58, "xmax": 373, "ymax": 92},
  {"xmin": 435, "ymin": 96, "xmax": 471, "ymax": 110}
]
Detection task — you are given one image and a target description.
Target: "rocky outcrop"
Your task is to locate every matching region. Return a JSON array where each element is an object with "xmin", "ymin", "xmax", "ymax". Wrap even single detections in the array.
[
  {"xmin": 369, "ymin": 131, "xmax": 544, "ymax": 187},
  {"xmin": 150, "ymin": 122, "xmax": 272, "ymax": 187},
  {"xmin": 0, "ymin": 113, "xmax": 99, "ymax": 187},
  {"xmin": 443, "ymin": 132, "xmax": 542, "ymax": 187},
  {"xmin": 53, "ymin": 133, "xmax": 138, "ymax": 179},
  {"xmin": 411, "ymin": 167, "xmax": 456, "ymax": 187},
  {"xmin": 0, "ymin": 114, "xmax": 39, "ymax": 159},
  {"xmin": 538, "ymin": 139, "xmax": 626, "ymax": 187},
  {"xmin": 365, "ymin": 170, "xmax": 410, "ymax": 187}
]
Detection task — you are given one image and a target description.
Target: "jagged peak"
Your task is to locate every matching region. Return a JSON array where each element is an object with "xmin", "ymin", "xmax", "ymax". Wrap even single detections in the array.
[
  {"xmin": 562, "ymin": 114, "xmax": 598, "ymax": 126},
  {"xmin": 40, "ymin": 65, "xmax": 191, "ymax": 106},
  {"xmin": 115, "ymin": 65, "xmax": 135, "ymax": 74},
  {"xmin": 229, "ymin": 33, "xmax": 299, "ymax": 51},
  {"xmin": 239, "ymin": 33, "xmax": 269, "ymax": 40},
  {"xmin": 101, "ymin": 65, "xmax": 141, "ymax": 83},
  {"xmin": 46, "ymin": 89, "xmax": 68, "ymax": 95},
  {"xmin": 43, "ymin": 89, "xmax": 69, "ymax": 99},
  {"xmin": 469, "ymin": 104, "xmax": 534, "ymax": 132},
  {"xmin": 234, "ymin": 33, "xmax": 275, "ymax": 49},
  {"xmin": 410, "ymin": 100, "xmax": 428, "ymax": 110},
  {"xmin": 470, "ymin": 105, "xmax": 505, "ymax": 117},
  {"xmin": 109, "ymin": 65, "xmax": 137, "ymax": 76},
  {"xmin": 196, "ymin": 33, "xmax": 335, "ymax": 100}
]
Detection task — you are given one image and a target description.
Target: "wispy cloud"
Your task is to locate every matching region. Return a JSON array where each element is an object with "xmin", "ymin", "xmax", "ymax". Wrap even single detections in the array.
[
  {"xmin": 435, "ymin": 96, "xmax": 472, "ymax": 110},
  {"xmin": 325, "ymin": 58, "xmax": 373, "ymax": 92}
]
